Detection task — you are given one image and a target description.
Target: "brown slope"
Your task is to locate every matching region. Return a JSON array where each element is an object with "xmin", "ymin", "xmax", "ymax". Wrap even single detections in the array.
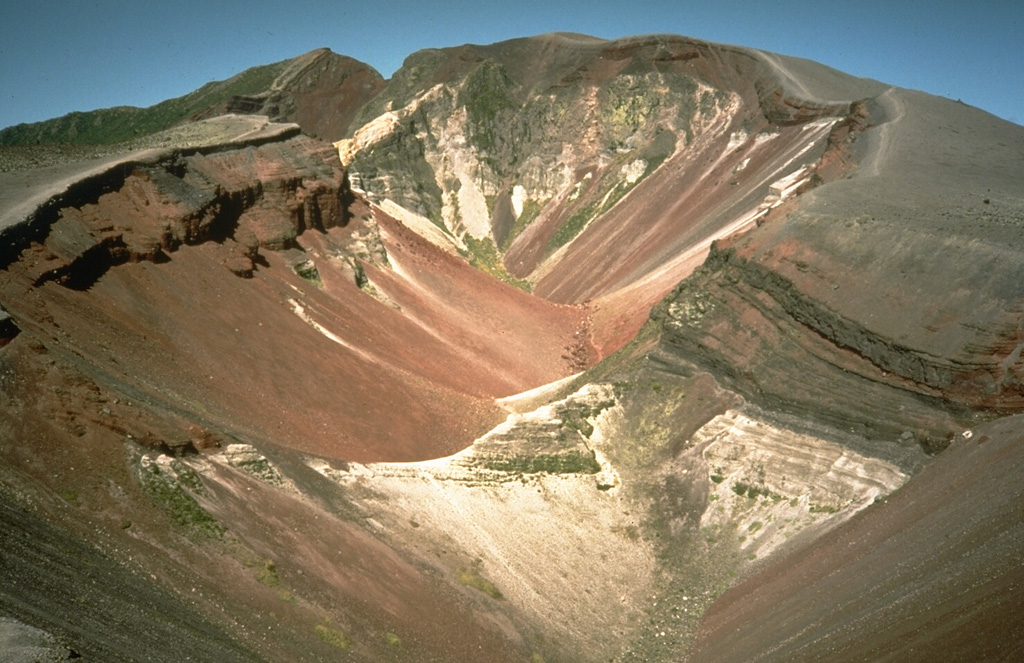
[
  {"xmin": 0, "ymin": 493, "xmax": 260, "ymax": 662},
  {"xmin": 0, "ymin": 327, "xmax": 533, "ymax": 663},
  {"xmin": 685, "ymin": 413, "xmax": 1024, "ymax": 663}
]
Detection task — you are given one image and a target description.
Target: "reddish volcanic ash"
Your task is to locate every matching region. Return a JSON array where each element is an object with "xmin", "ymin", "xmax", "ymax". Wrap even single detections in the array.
[{"xmin": 0, "ymin": 135, "xmax": 588, "ymax": 464}]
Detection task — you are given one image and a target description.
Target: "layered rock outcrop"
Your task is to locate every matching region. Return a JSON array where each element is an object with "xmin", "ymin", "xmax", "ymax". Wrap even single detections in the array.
[{"xmin": 15, "ymin": 134, "xmax": 351, "ymax": 288}]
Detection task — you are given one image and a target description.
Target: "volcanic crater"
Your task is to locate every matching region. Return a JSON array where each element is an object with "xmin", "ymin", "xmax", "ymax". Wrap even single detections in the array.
[{"xmin": 1, "ymin": 33, "xmax": 1023, "ymax": 663}]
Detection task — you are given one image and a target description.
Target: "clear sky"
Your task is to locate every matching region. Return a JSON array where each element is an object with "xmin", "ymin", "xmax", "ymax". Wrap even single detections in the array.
[{"xmin": 2, "ymin": 0, "xmax": 1021, "ymax": 130}]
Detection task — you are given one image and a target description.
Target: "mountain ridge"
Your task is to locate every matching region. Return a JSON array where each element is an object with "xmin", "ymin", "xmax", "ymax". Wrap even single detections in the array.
[{"xmin": 0, "ymin": 48, "xmax": 384, "ymax": 146}]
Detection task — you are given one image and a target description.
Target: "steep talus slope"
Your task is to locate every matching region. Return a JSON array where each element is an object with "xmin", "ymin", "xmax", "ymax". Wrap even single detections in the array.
[
  {"xmin": 1, "ymin": 32, "xmax": 1023, "ymax": 663},
  {"xmin": 0, "ymin": 496, "xmax": 260, "ymax": 662}
]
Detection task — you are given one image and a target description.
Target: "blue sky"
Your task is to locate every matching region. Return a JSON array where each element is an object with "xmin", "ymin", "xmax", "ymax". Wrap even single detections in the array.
[{"xmin": 2, "ymin": 0, "xmax": 1021, "ymax": 129}]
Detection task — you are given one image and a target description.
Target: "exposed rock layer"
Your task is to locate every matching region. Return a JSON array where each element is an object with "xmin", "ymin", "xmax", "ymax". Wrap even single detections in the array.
[{"xmin": 686, "ymin": 414, "xmax": 1024, "ymax": 663}]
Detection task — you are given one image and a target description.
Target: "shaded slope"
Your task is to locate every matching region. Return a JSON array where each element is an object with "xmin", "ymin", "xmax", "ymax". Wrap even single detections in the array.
[{"xmin": 0, "ymin": 494, "xmax": 259, "ymax": 662}]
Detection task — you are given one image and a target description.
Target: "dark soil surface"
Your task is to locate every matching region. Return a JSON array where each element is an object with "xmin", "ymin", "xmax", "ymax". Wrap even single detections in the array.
[{"xmin": 0, "ymin": 493, "xmax": 259, "ymax": 662}]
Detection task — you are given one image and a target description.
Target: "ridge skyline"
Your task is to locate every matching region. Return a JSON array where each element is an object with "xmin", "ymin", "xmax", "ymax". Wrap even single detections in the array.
[{"xmin": 2, "ymin": 0, "xmax": 1021, "ymax": 130}]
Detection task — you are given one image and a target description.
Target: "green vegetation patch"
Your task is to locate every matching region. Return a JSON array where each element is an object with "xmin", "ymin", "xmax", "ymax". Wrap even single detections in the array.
[
  {"xmin": 458, "ymin": 569, "xmax": 504, "ymax": 600},
  {"xmin": 138, "ymin": 457, "xmax": 223, "ymax": 539},
  {"xmin": 292, "ymin": 259, "xmax": 322, "ymax": 286},
  {"xmin": 1, "ymin": 61, "xmax": 287, "ymax": 146},
  {"xmin": 484, "ymin": 450, "xmax": 601, "ymax": 475},
  {"xmin": 500, "ymin": 197, "xmax": 545, "ymax": 251},
  {"xmin": 254, "ymin": 559, "xmax": 281, "ymax": 588},
  {"xmin": 462, "ymin": 234, "xmax": 531, "ymax": 291},
  {"xmin": 546, "ymin": 152, "xmax": 668, "ymax": 255},
  {"xmin": 559, "ymin": 393, "xmax": 617, "ymax": 438},
  {"xmin": 460, "ymin": 60, "xmax": 519, "ymax": 155},
  {"xmin": 548, "ymin": 198, "xmax": 599, "ymax": 253},
  {"xmin": 315, "ymin": 624, "xmax": 351, "ymax": 650},
  {"xmin": 731, "ymin": 482, "xmax": 780, "ymax": 501},
  {"xmin": 598, "ymin": 74, "xmax": 664, "ymax": 147}
]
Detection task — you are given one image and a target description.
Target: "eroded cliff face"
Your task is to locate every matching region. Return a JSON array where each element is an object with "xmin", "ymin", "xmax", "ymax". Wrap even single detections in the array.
[
  {"xmin": 649, "ymin": 88, "xmax": 1024, "ymax": 454},
  {"xmin": 11, "ymin": 134, "xmax": 352, "ymax": 289},
  {"xmin": 335, "ymin": 34, "xmax": 875, "ymax": 367},
  {"xmin": 653, "ymin": 244, "xmax": 978, "ymax": 454}
]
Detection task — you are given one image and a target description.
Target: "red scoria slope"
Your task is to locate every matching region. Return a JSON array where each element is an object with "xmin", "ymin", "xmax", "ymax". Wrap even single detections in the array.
[
  {"xmin": 0, "ymin": 132, "xmax": 588, "ymax": 464},
  {"xmin": 0, "ymin": 122, "xmax": 587, "ymax": 662}
]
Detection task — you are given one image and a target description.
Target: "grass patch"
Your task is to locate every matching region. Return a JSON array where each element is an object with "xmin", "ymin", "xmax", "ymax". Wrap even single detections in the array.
[
  {"xmin": 138, "ymin": 457, "xmax": 223, "ymax": 539},
  {"xmin": 547, "ymin": 199, "xmax": 598, "ymax": 252},
  {"xmin": 546, "ymin": 154, "xmax": 666, "ymax": 254},
  {"xmin": 500, "ymin": 197, "xmax": 545, "ymax": 251},
  {"xmin": 1, "ymin": 61, "xmax": 288, "ymax": 146},
  {"xmin": 484, "ymin": 451, "xmax": 600, "ymax": 475},
  {"xmin": 255, "ymin": 559, "xmax": 280, "ymax": 588},
  {"xmin": 385, "ymin": 632, "xmax": 402, "ymax": 649},
  {"xmin": 731, "ymin": 482, "xmax": 780, "ymax": 501},
  {"xmin": 292, "ymin": 259, "xmax": 322, "ymax": 286},
  {"xmin": 462, "ymin": 234, "xmax": 531, "ymax": 291},
  {"xmin": 458, "ymin": 569, "xmax": 504, "ymax": 600},
  {"xmin": 315, "ymin": 624, "xmax": 351, "ymax": 650}
]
